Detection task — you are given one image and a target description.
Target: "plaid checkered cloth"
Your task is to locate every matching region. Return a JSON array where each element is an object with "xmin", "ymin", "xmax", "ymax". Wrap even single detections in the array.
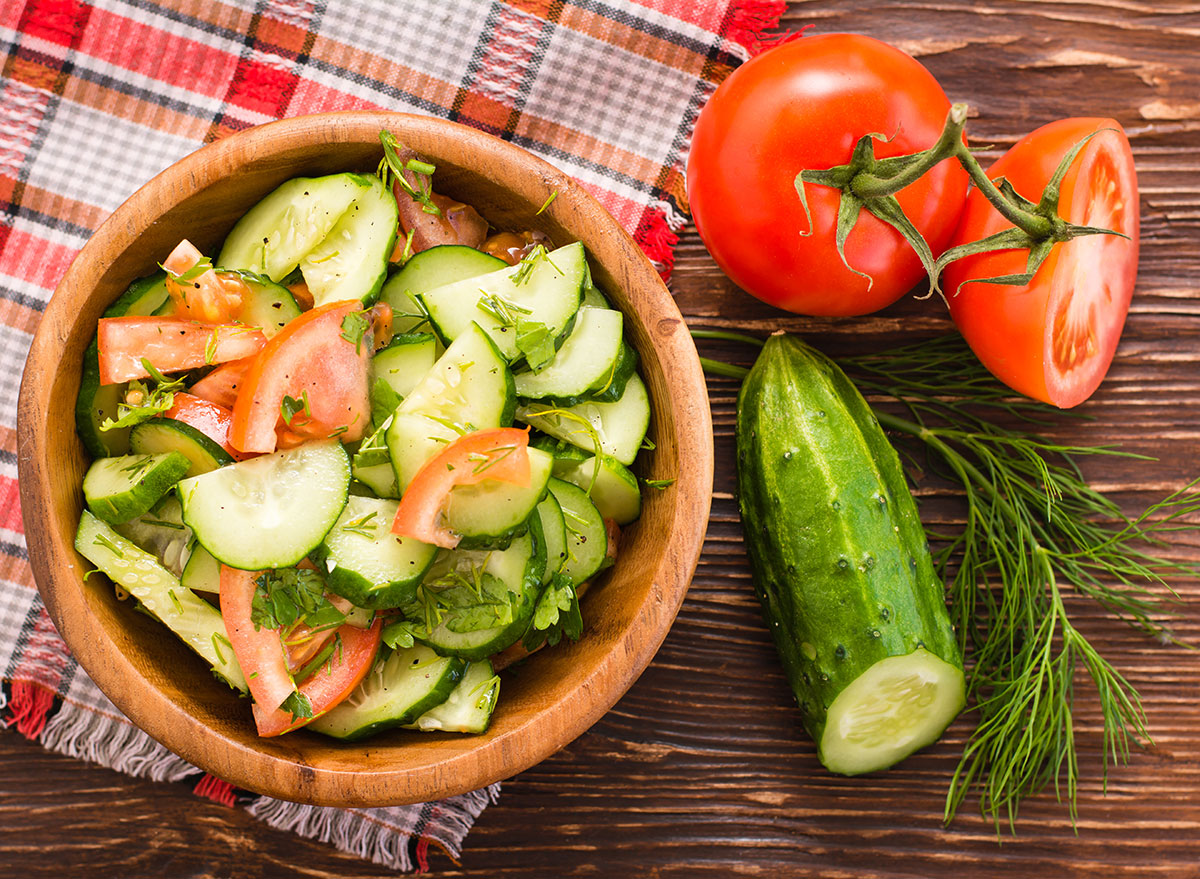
[{"xmin": 0, "ymin": 0, "xmax": 784, "ymax": 870}]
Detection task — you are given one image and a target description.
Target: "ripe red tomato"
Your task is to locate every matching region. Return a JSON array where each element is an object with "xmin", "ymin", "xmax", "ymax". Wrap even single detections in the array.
[
  {"xmin": 687, "ymin": 34, "xmax": 968, "ymax": 316},
  {"xmin": 943, "ymin": 118, "xmax": 1139, "ymax": 408}
]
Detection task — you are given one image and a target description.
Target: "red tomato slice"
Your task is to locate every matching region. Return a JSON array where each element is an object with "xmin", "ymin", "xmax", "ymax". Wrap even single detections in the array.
[
  {"xmin": 188, "ymin": 356, "xmax": 253, "ymax": 410},
  {"xmin": 163, "ymin": 392, "xmax": 254, "ymax": 461},
  {"xmin": 97, "ymin": 317, "xmax": 267, "ymax": 385},
  {"xmin": 252, "ymin": 617, "xmax": 382, "ymax": 737},
  {"xmin": 944, "ymin": 118, "xmax": 1139, "ymax": 408},
  {"xmin": 229, "ymin": 300, "xmax": 372, "ymax": 454},
  {"xmin": 392, "ymin": 427, "xmax": 531, "ymax": 549},
  {"xmin": 163, "ymin": 239, "xmax": 247, "ymax": 323},
  {"xmin": 218, "ymin": 565, "xmax": 295, "ymax": 718}
]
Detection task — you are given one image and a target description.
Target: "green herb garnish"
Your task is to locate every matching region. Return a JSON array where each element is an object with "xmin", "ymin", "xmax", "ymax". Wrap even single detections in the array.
[
  {"xmin": 340, "ymin": 310, "xmax": 371, "ymax": 353},
  {"xmin": 280, "ymin": 391, "xmax": 311, "ymax": 427}
]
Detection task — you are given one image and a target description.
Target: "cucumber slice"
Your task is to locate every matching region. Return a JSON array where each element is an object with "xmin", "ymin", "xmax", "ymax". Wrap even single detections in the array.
[
  {"xmin": 83, "ymin": 452, "xmax": 191, "ymax": 525},
  {"xmin": 517, "ymin": 372, "xmax": 650, "ymax": 466},
  {"xmin": 177, "ymin": 440, "xmax": 350, "ymax": 570},
  {"xmin": 405, "ymin": 659, "xmax": 499, "ymax": 734},
  {"xmin": 372, "ymin": 333, "xmax": 437, "ymax": 399},
  {"xmin": 352, "ymin": 417, "xmax": 398, "ymax": 499},
  {"xmin": 308, "ymin": 645, "xmax": 464, "ymax": 741},
  {"xmin": 129, "ymin": 418, "xmax": 234, "ymax": 477},
  {"xmin": 113, "ymin": 494, "xmax": 193, "ymax": 577},
  {"xmin": 217, "ymin": 173, "xmax": 368, "ymax": 282},
  {"xmin": 299, "ymin": 173, "xmax": 397, "ymax": 307},
  {"xmin": 180, "ymin": 543, "xmax": 220, "ymax": 594},
  {"xmin": 444, "ymin": 447, "xmax": 554, "ymax": 550},
  {"xmin": 420, "ymin": 242, "xmax": 585, "ymax": 363},
  {"xmin": 228, "ymin": 271, "xmax": 301, "ymax": 338},
  {"xmin": 76, "ymin": 273, "xmax": 175, "ymax": 458},
  {"xmin": 312, "ymin": 496, "xmax": 438, "ymax": 609},
  {"xmin": 513, "ymin": 307, "xmax": 623, "ymax": 403},
  {"xmin": 381, "ymin": 244, "xmax": 507, "ymax": 333},
  {"xmin": 547, "ymin": 478, "xmax": 607, "ymax": 585},
  {"xmin": 418, "ymin": 520, "xmax": 546, "ymax": 661},
  {"xmin": 385, "ymin": 323, "xmax": 514, "ymax": 491},
  {"xmin": 536, "ymin": 493, "xmax": 568, "ymax": 582},
  {"xmin": 554, "ymin": 453, "xmax": 642, "ymax": 525},
  {"xmin": 819, "ymin": 648, "xmax": 966, "ymax": 775},
  {"xmin": 75, "ymin": 511, "xmax": 246, "ymax": 691}
]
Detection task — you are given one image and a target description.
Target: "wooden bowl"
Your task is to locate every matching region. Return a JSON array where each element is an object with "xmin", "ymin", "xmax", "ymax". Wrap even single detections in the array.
[{"xmin": 16, "ymin": 113, "xmax": 713, "ymax": 806}]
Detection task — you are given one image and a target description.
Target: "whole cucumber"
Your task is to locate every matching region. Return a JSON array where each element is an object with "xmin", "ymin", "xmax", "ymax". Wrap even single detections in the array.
[{"xmin": 736, "ymin": 333, "xmax": 964, "ymax": 775}]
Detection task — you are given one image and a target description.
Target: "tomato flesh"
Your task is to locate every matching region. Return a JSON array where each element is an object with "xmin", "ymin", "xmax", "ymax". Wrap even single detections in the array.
[
  {"xmin": 229, "ymin": 300, "xmax": 372, "ymax": 454},
  {"xmin": 163, "ymin": 392, "xmax": 254, "ymax": 461},
  {"xmin": 687, "ymin": 34, "xmax": 968, "ymax": 317},
  {"xmin": 97, "ymin": 317, "xmax": 267, "ymax": 385},
  {"xmin": 252, "ymin": 618, "xmax": 382, "ymax": 737},
  {"xmin": 162, "ymin": 239, "xmax": 247, "ymax": 323},
  {"xmin": 219, "ymin": 565, "xmax": 295, "ymax": 717},
  {"xmin": 944, "ymin": 118, "xmax": 1138, "ymax": 408},
  {"xmin": 392, "ymin": 427, "xmax": 531, "ymax": 549}
]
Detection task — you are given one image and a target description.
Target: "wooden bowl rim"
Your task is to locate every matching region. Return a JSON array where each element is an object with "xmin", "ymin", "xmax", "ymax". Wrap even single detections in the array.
[{"xmin": 17, "ymin": 111, "xmax": 713, "ymax": 805}]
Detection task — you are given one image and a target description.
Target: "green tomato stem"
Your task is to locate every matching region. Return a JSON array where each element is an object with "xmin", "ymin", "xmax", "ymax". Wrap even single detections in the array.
[
  {"xmin": 848, "ymin": 103, "xmax": 1053, "ymax": 240},
  {"xmin": 690, "ymin": 329, "xmax": 766, "ymax": 349}
]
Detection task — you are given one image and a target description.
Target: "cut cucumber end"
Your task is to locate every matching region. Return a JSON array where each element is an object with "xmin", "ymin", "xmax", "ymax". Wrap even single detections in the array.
[{"xmin": 817, "ymin": 647, "xmax": 965, "ymax": 776}]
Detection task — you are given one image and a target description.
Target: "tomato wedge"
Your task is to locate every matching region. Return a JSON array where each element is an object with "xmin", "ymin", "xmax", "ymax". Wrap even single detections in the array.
[
  {"xmin": 229, "ymin": 300, "xmax": 372, "ymax": 454},
  {"xmin": 163, "ymin": 392, "xmax": 254, "ymax": 461},
  {"xmin": 943, "ymin": 118, "xmax": 1139, "ymax": 408},
  {"xmin": 218, "ymin": 565, "xmax": 295, "ymax": 719},
  {"xmin": 97, "ymin": 317, "xmax": 267, "ymax": 385},
  {"xmin": 162, "ymin": 239, "xmax": 247, "ymax": 323},
  {"xmin": 252, "ymin": 617, "xmax": 382, "ymax": 737},
  {"xmin": 188, "ymin": 356, "xmax": 253, "ymax": 410},
  {"xmin": 392, "ymin": 427, "xmax": 531, "ymax": 549}
]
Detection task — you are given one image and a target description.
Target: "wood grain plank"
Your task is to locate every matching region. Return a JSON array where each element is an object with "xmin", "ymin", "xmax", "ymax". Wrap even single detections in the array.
[{"xmin": 7, "ymin": 0, "xmax": 1200, "ymax": 876}]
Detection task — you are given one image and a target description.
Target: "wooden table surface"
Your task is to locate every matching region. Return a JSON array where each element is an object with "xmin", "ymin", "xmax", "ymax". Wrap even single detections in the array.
[{"xmin": 5, "ymin": 1, "xmax": 1200, "ymax": 876}]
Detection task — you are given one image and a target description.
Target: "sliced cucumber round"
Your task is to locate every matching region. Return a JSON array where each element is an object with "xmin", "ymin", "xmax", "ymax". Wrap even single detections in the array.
[
  {"xmin": 553, "ymin": 453, "xmax": 641, "ymax": 525},
  {"xmin": 308, "ymin": 645, "xmax": 465, "ymax": 741},
  {"xmin": 547, "ymin": 478, "xmax": 607, "ymax": 586},
  {"xmin": 217, "ymin": 173, "xmax": 368, "ymax": 282},
  {"xmin": 405, "ymin": 659, "xmax": 499, "ymax": 734},
  {"xmin": 177, "ymin": 440, "xmax": 350, "ymax": 570},
  {"xmin": 226, "ymin": 271, "xmax": 301, "ymax": 338},
  {"xmin": 386, "ymin": 323, "xmax": 515, "ymax": 491},
  {"xmin": 381, "ymin": 244, "xmax": 507, "ymax": 334},
  {"xmin": 83, "ymin": 452, "xmax": 191, "ymax": 525},
  {"xmin": 517, "ymin": 372, "xmax": 649, "ymax": 466},
  {"xmin": 75, "ymin": 512, "xmax": 246, "ymax": 691},
  {"xmin": 819, "ymin": 648, "xmax": 966, "ymax": 775},
  {"xmin": 371, "ymin": 333, "xmax": 437, "ymax": 400},
  {"xmin": 444, "ymin": 447, "xmax": 554, "ymax": 550},
  {"xmin": 418, "ymin": 518, "xmax": 546, "ymax": 661},
  {"xmin": 535, "ymin": 493, "xmax": 567, "ymax": 582},
  {"xmin": 299, "ymin": 173, "xmax": 397, "ymax": 307},
  {"xmin": 513, "ymin": 307, "xmax": 623, "ymax": 403},
  {"xmin": 312, "ymin": 496, "xmax": 438, "ymax": 609},
  {"xmin": 129, "ymin": 418, "xmax": 233, "ymax": 477},
  {"xmin": 420, "ymin": 242, "xmax": 585, "ymax": 363}
]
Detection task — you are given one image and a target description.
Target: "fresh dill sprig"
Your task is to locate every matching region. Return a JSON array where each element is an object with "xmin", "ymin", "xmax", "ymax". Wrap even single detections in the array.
[{"xmin": 694, "ymin": 328, "xmax": 1200, "ymax": 830}]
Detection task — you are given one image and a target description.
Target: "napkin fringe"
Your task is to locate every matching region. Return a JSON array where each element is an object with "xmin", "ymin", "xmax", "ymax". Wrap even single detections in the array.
[
  {"xmin": 244, "ymin": 784, "xmax": 499, "ymax": 872},
  {"xmin": 7, "ymin": 679, "xmax": 55, "ymax": 739},
  {"xmin": 726, "ymin": 0, "xmax": 791, "ymax": 55},
  {"xmin": 38, "ymin": 698, "xmax": 199, "ymax": 783}
]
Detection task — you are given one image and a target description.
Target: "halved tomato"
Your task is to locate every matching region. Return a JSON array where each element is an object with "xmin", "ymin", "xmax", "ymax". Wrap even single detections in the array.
[
  {"xmin": 228, "ymin": 300, "xmax": 372, "ymax": 454},
  {"xmin": 97, "ymin": 317, "xmax": 267, "ymax": 385},
  {"xmin": 943, "ymin": 118, "xmax": 1139, "ymax": 408}
]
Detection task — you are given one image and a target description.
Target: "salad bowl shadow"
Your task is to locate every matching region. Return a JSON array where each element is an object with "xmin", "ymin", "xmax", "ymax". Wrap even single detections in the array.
[{"xmin": 16, "ymin": 112, "xmax": 713, "ymax": 806}]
